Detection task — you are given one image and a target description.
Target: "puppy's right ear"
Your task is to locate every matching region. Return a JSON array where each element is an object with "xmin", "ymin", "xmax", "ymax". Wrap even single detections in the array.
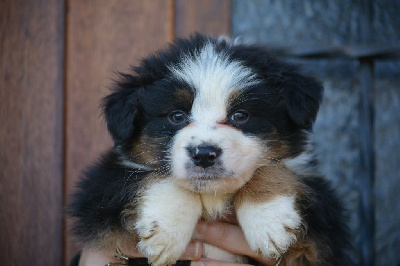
[{"xmin": 102, "ymin": 74, "xmax": 141, "ymax": 147}]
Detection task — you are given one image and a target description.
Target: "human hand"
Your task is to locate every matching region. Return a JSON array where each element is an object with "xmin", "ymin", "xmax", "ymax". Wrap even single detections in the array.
[
  {"xmin": 193, "ymin": 220, "xmax": 276, "ymax": 266},
  {"xmin": 78, "ymin": 220, "xmax": 276, "ymax": 265},
  {"xmin": 78, "ymin": 240, "xmax": 202, "ymax": 266}
]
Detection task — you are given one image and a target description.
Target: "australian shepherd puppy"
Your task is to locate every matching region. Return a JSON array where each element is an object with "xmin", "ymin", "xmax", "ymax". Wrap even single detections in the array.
[{"xmin": 68, "ymin": 34, "xmax": 350, "ymax": 265}]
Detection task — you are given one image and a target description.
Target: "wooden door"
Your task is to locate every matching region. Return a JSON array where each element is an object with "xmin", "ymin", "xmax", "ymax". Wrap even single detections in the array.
[{"xmin": 0, "ymin": 0, "xmax": 230, "ymax": 265}]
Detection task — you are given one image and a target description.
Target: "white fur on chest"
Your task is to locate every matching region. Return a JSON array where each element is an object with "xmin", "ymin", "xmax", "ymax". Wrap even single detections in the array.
[
  {"xmin": 200, "ymin": 193, "xmax": 233, "ymax": 220},
  {"xmin": 135, "ymin": 180, "xmax": 242, "ymax": 264},
  {"xmin": 199, "ymin": 193, "xmax": 245, "ymax": 263}
]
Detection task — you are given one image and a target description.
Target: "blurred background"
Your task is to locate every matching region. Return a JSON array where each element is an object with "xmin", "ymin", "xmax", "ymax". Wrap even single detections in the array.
[{"xmin": 1, "ymin": 0, "xmax": 399, "ymax": 265}]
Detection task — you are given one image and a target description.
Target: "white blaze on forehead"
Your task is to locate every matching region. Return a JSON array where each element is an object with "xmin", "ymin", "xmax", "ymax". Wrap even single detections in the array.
[{"xmin": 170, "ymin": 42, "xmax": 259, "ymax": 124}]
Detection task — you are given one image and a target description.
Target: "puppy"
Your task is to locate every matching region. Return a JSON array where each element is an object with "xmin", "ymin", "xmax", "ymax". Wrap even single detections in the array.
[{"xmin": 68, "ymin": 34, "xmax": 350, "ymax": 265}]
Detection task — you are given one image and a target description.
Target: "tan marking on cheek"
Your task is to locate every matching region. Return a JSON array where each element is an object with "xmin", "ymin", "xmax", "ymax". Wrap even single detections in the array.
[
  {"xmin": 260, "ymin": 134, "xmax": 291, "ymax": 164},
  {"xmin": 267, "ymin": 142, "xmax": 290, "ymax": 161},
  {"xmin": 130, "ymin": 135, "xmax": 165, "ymax": 166},
  {"xmin": 234, "ymin": 165, "xmax": 302, "ymax": 208}
]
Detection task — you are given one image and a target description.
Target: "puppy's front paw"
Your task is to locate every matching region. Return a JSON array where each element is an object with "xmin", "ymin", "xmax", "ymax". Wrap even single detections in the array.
[
  {"xmin": 133, "ymin": 180, "xmax": 202, "ymax": 265},
  {"xmin": 135, "ymin": 220, "xmax": 188, "ymax": 266},
  {"xmin": 237, "ymin": 196, "xmax": 301, "ymax": 259}
]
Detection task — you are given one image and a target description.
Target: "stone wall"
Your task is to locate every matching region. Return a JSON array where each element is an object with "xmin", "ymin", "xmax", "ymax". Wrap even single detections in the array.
[{"xmin": 232, "ymin": 1, "xmax": 400, "ymax": 265}]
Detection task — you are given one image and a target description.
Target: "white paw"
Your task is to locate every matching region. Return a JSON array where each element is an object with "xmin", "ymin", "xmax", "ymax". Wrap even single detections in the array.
[
  {"xmin": 134, "ymin": 180, "xmax": 202, "ymax": 265},
  {"xmin": 135, "ymin": 220, "xmax": 188, "ymax": 265},
  {"xmin": 237, "ymin": 195, "xmax": 302, "ymax": 259}
]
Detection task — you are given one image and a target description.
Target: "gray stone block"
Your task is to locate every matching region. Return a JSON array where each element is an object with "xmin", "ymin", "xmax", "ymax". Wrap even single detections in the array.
[{"xmin": 232, "ymin": 0, "xmax": 400, "ymax": 264}]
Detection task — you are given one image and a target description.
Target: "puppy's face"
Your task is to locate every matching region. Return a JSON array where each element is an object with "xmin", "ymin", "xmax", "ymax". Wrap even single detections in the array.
[{"xmin": 103, "ymin": 35, "xmax": 322, "ymax": 194}]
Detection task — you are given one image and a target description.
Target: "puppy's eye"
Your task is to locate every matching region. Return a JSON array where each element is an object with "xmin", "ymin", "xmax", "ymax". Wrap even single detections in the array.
[
  {"xmin": 168, "ymin": 110, "xmax": 188, "ymax": 125},
  {"xmin": 230, "ymin": 110, "xmax": 249, "ymax": 124}
]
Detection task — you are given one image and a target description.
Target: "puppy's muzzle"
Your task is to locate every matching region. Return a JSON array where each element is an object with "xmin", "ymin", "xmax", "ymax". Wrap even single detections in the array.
[{"xmin": 187, "ymin": 145, "xmax": 222, "ymax": 168}]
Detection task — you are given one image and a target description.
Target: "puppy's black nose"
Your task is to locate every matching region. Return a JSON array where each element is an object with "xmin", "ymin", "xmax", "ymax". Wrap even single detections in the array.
[{"xmin": 188, "ymin": 146, "xmax": 222, "ymax": 168}]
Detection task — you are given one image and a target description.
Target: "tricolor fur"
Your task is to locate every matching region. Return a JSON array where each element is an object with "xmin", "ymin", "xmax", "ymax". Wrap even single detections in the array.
[{"xmin": 68, "ymin": 34, "xmax": 350, "ymax": 265}]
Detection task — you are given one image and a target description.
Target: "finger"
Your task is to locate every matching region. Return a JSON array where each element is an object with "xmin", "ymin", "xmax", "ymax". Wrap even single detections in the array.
[
  {"xmin": 196, "ymin": 221, "xmax": 276, "ymax": 265},
  {"xmin": 195, "ymin": 220, "xmax": 251, "ymax": 255},
  {"xmin": 191, "ymin": 258, "xmax": 253, "ymax": 266},
  {"xmin": 79, "ymin": 248, "xmax": 123, "ymax": 266},
  {"xmin": 180, "ymin": 240, "xmax": 203, "ymax": 261},
  {"xmin": 122, "ymin": 240, "xmax": 202, "ymax": 261}
]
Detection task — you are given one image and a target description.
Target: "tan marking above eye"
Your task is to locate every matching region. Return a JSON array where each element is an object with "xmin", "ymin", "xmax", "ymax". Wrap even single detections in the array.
[
  {"xmin": 227, "ymin": 89, "xmax": 242, "ymax": 103},
  {"xmin": 174, "ymin": 89, "xmax": 194, "ymax": 102}
]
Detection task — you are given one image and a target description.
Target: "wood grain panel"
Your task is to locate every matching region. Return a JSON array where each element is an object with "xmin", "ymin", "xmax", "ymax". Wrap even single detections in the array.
[
  {"xmin": 64, "ymin": 0, "xmax": 173, "ymax": 263},
  {"xmin": 0, "ymin": 0, "xmax": 64, "ymax": 264},
  {"xmin": 175, "ymin": 0, "xmax": 231, "ymax": 38}
]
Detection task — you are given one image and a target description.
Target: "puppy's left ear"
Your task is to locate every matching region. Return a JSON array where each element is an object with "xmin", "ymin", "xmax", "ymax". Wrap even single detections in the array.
[
  {"xmin": 282, "ymin": 73, "xmax": 323, "ymax": 131},
  {"xmin": 102, "ymin": 74, "xmax": 141, "ymax": 147}
]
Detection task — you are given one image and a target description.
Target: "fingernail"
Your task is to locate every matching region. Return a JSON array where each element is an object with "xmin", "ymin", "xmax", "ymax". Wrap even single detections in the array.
[
  {"xmin": 190, "ymin": 240, "xmax": 202, "ymax": 260},
  {"xmin": 193, "ymin": 241, "xmax": 201, "ymax": 258},
  {"xmin": 183, "ymin": 241, "xmax": 202, "ymax": 260}
]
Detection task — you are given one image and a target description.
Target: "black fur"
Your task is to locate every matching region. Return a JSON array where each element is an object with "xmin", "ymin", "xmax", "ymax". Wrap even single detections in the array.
[
  {"xmin": 68, "ymin": 151, "xmax": 144, "ymax": 244},
  {"xmin": 299, "ymin": 176, "xmax": 352, "ymax": 264}
]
